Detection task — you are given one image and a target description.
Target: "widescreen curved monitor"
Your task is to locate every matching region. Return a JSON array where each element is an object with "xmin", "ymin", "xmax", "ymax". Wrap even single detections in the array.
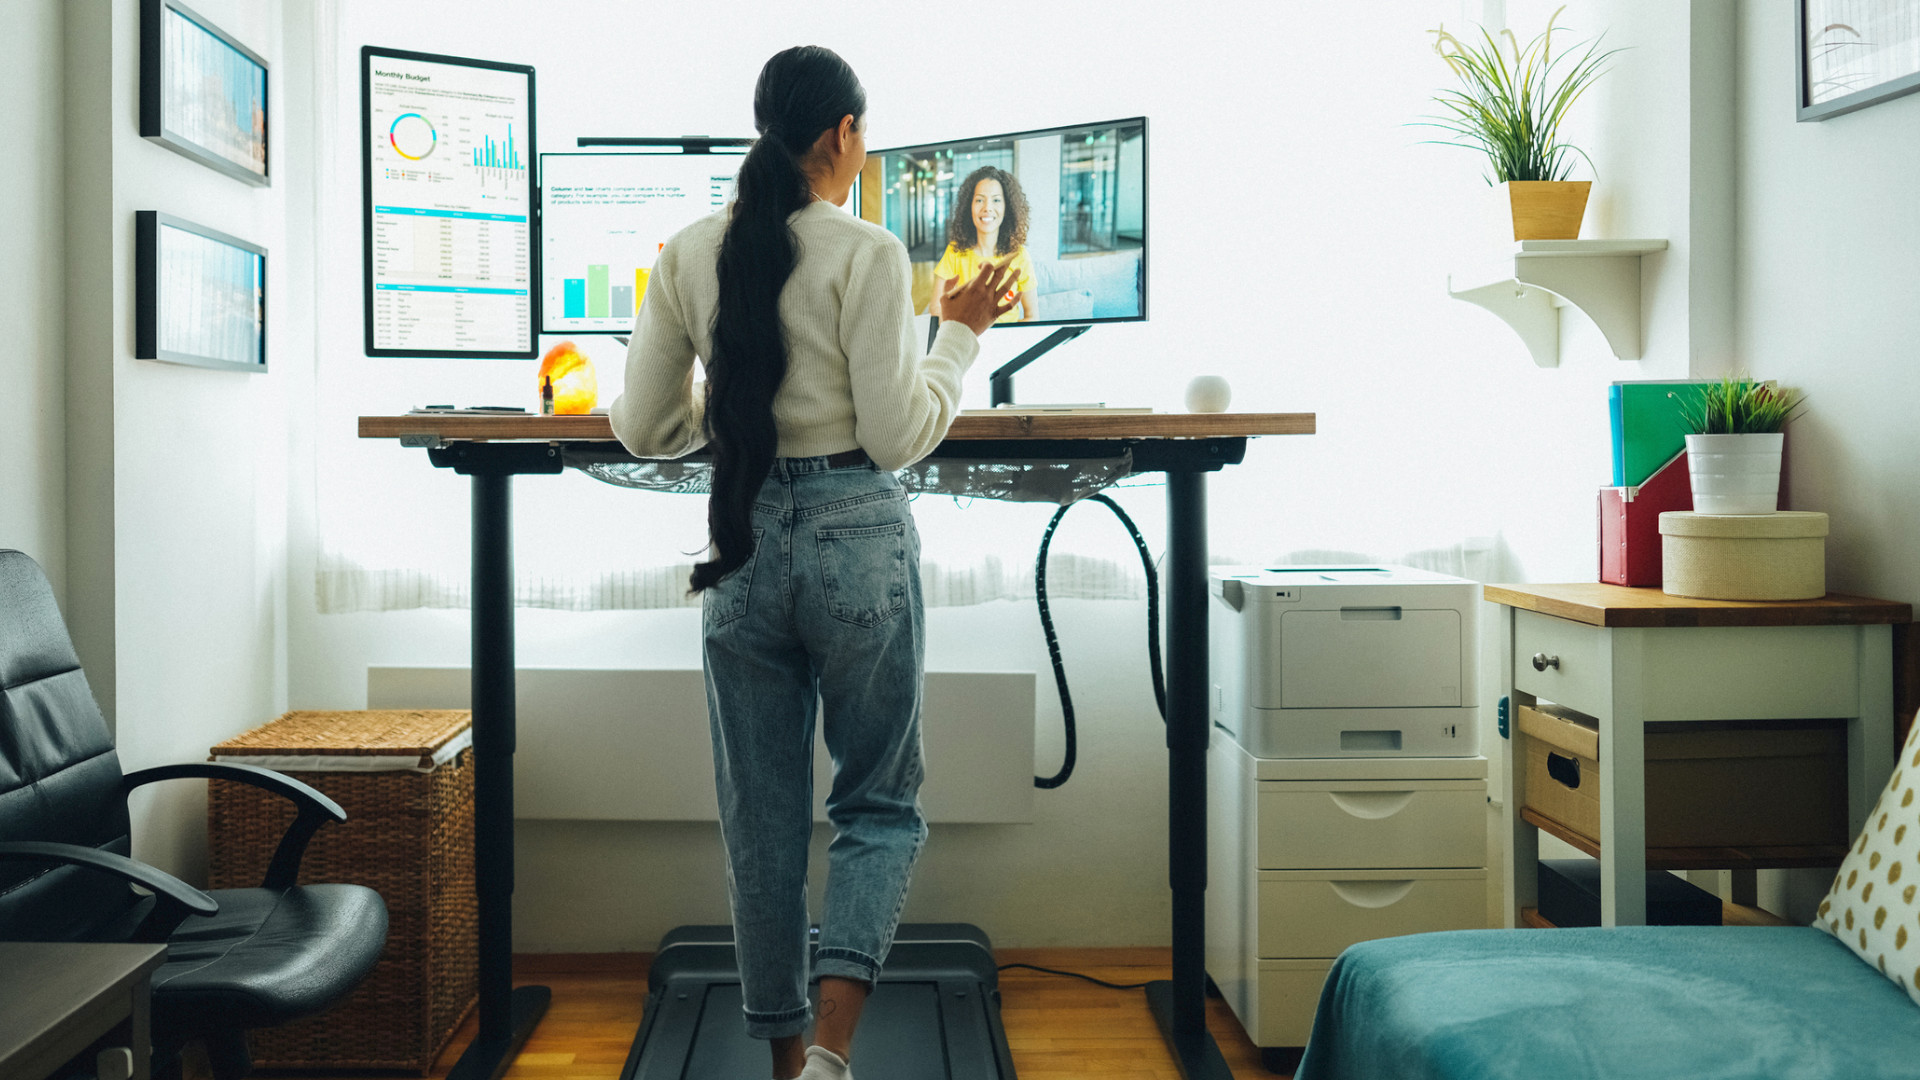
[{"xmin": 858, "ymin": 117, "xmax": 1146, "ymax": 329}]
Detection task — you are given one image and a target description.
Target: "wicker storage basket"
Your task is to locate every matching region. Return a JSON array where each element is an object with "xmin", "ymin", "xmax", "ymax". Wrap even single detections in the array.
[{"xmin": 207, "ymin": 710, "xmax": 476, "ymax": 1074}]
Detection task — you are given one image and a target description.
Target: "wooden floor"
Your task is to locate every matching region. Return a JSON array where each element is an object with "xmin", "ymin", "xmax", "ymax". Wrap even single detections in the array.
[{"xmin": 299, "ymin": 950, "xmax": 1287, "ymax": 1080}]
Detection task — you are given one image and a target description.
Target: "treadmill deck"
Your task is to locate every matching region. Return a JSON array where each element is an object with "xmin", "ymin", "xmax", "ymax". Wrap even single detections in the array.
[{"xmin": 621, "ymin": 923, "xmax": 1015, "ymax": 1080}]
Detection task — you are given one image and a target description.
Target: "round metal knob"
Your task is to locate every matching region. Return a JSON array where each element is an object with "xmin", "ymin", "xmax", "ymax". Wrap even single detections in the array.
[{"xmin": 1532, "ymin": 652, "xmax": 1560, "ymax": 672}]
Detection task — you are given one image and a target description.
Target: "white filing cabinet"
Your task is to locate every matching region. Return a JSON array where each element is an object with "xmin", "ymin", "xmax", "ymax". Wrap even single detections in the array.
[{"xmin": 1206, "ymin": 736, "xmax": 1489, "ymax": 1064}]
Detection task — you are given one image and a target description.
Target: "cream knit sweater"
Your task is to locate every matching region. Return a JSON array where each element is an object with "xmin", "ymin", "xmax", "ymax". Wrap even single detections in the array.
[{"xmin": 609, "ymin": 200, "xmax": 980, "ymax": 472}]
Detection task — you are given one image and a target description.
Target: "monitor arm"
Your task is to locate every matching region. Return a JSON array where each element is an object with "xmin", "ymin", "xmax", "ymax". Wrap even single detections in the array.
[{"xmin": 989, "ymin": 325, "xmax": 1092, "ymax": 406}]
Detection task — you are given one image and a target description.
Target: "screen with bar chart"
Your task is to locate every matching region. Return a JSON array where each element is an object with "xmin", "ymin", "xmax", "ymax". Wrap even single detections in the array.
[
  {"xmin": 538, "ymin": 151, "xmax": 743, "ymax": 334},
  {"xmin": 361, "ymin": 47, "xmax": 537, "ymax": 357}
]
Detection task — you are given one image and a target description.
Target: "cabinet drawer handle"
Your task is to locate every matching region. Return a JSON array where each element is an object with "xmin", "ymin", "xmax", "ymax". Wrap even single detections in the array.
[
  {"xmin": 1532, "ymin": 652, "xmax": 1560, "ymax": 671},
  {"xmin": 1329, "ymin": 880, "xmax": 1416, "ymax": 908},
  {"xmin": 1546, "ymin": 751, "xmax": 1582, "ymax": 790},
  {"xmin": 1328, "ymin": 791, "xmax": 1416, "ymax": 820}
]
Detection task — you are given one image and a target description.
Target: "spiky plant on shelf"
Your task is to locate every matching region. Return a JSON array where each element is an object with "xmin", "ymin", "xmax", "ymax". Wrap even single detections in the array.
[{"xmin": 1419, "ymin": 6, "xmax": 1621, "ymax": 240}]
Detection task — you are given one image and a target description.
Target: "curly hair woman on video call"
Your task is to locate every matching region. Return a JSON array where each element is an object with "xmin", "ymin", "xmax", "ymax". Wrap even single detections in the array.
[{"xmin": 929, "ymin": 165, "xmax": 1037, "ymax": 323}]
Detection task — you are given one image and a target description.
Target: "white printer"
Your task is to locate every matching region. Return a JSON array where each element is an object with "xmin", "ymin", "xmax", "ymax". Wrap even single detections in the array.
[{"xmin": 1209, "ymin": 565, "xmax": 1480, "ymax": 757}]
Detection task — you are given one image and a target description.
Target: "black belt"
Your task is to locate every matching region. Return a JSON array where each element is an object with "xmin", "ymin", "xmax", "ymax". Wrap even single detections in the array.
[{"xmin": 824, "ymin": 448, "xmax": 870, "ymax": 468}]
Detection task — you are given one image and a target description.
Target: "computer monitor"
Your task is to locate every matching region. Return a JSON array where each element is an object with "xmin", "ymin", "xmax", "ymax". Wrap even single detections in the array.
[
  {"xmin": 362, "ymin": 46, "xmax": 538, "ymax": 358},
  {"xmin": 858, "ymin": 117, "xmax": 1147, "ymax": 329},
  {"xmin": 538, "ymin": 148, "xmax": 746, "ymax": 335}
]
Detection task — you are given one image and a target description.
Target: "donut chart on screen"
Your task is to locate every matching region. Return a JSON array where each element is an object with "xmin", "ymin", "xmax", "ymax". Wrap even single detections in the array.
[{"xmin": 389, "ymin": 112, "xmax": 436, "ymax": 160}]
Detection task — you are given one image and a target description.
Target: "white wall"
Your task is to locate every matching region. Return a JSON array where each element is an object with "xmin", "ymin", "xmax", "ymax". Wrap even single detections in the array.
[
  {"xmin": 65, "ymin": 0, "xmax": 118, "ymax": 722},
  {"xmin": 1734, "ymin": 0, "xmax": 1920, "ymax": 921},
  {"xmin": 59, "ymin": 0, "xmax": 309, "ymax": 881},
  {"xmin": 0, "ymin": 2, "xmax": 68, "ymax": 600}
]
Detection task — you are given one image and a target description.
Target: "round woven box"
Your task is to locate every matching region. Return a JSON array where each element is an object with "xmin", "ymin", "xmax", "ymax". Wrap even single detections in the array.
[{"xmin": 1660, "ymin": 511, "xmax": 1828, "ymax": 601}]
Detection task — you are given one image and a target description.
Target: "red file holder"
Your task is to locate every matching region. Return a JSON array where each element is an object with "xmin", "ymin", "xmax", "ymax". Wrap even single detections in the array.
[{"xmin": 1599, "ymin": 451, "xmax": 1692, "ymax": 587}]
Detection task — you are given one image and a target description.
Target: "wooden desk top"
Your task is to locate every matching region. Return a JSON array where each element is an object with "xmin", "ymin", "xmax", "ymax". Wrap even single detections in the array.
[
  {"xmin": 358, "ymin": 411, "xmax": 1315, "ymax": 443},
  {"xmin": 0, "ymin": 942, "xmax": 167, "ymax": 1080},
  {"xmin": 1485, "ymin": 582, "xmax": 1913, "ymax": 628}
]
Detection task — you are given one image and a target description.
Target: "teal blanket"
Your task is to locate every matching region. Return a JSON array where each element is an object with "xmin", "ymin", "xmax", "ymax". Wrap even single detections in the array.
[{"xmin": 1294, "ymin": 927, "xmax": 1920, "ymax": 1080}]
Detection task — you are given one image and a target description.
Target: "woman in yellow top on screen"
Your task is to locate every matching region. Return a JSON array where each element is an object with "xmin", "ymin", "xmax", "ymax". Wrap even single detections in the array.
[{"xmin": 929, "ymin": 166, "xmax": 1036, "ymax": 323}]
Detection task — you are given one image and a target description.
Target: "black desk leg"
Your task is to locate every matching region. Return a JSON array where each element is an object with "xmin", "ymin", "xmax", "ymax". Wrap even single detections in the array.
[
  {"xmin": 1145, "ymin": 469, "xmax": 1232, "ymax": 1080},
  {"xmin": 449, "ymin": 469, "xmax": 551, "ymax": 1080}
]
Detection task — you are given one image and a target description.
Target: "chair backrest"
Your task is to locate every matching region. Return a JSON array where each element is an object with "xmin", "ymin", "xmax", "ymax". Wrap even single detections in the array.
[{"xmin": 0, "ymin": 549, "xmax": 138, "ymax": 940}]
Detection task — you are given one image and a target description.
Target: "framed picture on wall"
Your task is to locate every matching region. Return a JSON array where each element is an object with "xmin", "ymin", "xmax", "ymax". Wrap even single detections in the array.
[
  {"xmin": 136, "ymin": 211, "xmax": 268, "ymax": 373},
  {"xmin": 139, "ymin": 0, "xmax": 270, "ymax": 184},
  {"xmin": 1799, "ymin": 0, "xmax": 1920, "ymax": 120}
]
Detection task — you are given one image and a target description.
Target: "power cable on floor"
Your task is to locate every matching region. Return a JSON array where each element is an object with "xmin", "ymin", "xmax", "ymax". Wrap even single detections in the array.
[{"xmin": 995, "ymin": 962, "xmax": 1153, "ymax": 991}]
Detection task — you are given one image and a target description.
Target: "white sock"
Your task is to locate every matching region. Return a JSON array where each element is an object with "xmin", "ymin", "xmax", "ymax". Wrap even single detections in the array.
[{"xmin": 796, "ymin": 1045, "xmax": 851, "ymax": 1080}]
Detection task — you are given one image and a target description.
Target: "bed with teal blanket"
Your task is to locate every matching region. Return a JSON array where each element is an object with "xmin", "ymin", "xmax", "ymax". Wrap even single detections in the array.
[{"xmin": 1293, "ymin": 925, "xmax": 1920, "ymax": 1080}]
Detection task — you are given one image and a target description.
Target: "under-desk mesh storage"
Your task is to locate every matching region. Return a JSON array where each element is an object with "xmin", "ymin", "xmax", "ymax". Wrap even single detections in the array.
[{"xmin": 207, "ymin": 710, "xmax": 476, "ymax": 1074}]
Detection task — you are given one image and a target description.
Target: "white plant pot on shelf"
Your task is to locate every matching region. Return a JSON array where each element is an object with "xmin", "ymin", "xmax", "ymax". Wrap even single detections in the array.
[{"xmin": 1685, "ymin": 433, "xmax": 1784, "ymax": 515}]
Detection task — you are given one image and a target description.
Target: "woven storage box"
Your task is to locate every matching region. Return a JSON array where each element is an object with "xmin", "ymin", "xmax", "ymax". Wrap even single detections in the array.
[
  {"xmin": 1659, "ymin": 511, "xmax": 1828, "ymax": 601},
  {"xmin": 207, "ymin": 710, "xmax": 476, "ymax": 1074}
]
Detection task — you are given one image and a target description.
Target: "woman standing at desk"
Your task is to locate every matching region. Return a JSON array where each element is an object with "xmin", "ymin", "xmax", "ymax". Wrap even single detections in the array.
[{"xmin": 610, "ymin": 46, "xmax": 1016, "ymax": 1080}]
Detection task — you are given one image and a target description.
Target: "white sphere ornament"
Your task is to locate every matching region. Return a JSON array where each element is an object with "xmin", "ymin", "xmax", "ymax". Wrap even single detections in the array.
[{"xmin": 1185, "ymin": 375, "xmax": 1232, "ymax": 413}]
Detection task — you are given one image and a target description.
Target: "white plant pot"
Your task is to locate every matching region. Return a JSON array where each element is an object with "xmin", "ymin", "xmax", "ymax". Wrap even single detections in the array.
[{"xmin": 1685, "ymin": 433, "xmax": 1784, "ymax": 515}]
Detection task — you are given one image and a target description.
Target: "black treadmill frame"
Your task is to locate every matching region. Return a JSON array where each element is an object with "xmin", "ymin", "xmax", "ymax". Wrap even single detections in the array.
[{"xmin": 621, "ymin": 924, "xmax": 1015, "ymax": 1080}]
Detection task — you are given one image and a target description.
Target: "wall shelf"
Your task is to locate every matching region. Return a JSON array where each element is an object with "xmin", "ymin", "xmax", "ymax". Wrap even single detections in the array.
[{"xmin": 1448, "ymin": 239, "xmax": 1669, "ymax": 368}]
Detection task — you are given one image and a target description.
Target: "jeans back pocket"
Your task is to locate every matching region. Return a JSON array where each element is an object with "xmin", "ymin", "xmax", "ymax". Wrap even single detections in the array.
[
  {"xmin": 816, "ymin": 521, "xmax": 909, "ymax": 628},
  {"xmin": 704, "ymin": 526, "xmax": 764, "ymax": 630}
]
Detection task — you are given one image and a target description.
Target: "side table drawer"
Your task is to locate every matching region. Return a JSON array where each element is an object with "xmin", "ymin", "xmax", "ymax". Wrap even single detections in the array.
[
  {"xmin": 1257, "ymin": 868, "xmax": 1488, "ymax": 958},
  {"xmin": 1257, "ymin": 781, "xmax": 1486, "ymax": 869},
  {"xmin": 1513, "ymin": 609, "xmax": 1605, "ymax": 715}
]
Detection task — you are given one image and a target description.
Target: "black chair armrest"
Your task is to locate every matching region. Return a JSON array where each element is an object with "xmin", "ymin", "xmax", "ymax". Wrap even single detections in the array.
[
  {"xmin": 0, "ymin": 840, "xmax": 218, "ymax": 942},
  {"xmin": 124, "ymin": 762, "xmax": 347, "ymax": 820},
  {"xmin": 125, "ymin": 762, "xmax": 348, "ymax": 889}
]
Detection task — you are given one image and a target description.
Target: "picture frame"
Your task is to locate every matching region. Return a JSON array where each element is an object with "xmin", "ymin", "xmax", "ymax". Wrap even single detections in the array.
[
  {"xmin": 1798, "ymin": 0, "xmax": 1920, "ymax": 121},
  {"xmin": 140, "ymin": 0, "xmax": 270, "ymax": 184},
  {"xmin": 136, "ymin": 211, "xmax": 268, "ymax": 373}
]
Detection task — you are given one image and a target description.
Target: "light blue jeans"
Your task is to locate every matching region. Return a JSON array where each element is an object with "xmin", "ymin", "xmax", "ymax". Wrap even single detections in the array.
[{"xmin": 702, "ymin": 452, "xmax": 929, "ymax": 1040}]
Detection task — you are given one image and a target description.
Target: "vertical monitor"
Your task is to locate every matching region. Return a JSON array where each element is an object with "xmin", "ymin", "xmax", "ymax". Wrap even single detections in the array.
[
  {"xmin": 858, "ymin": 117, "xmax": 1146, "ymax": 328},
  {"xmin": 538, "ymin": 149, "xmax": 746, "ymax": 335},
  {"xmin": 361, "ymin": 46, "xmax": 537, "ymax": 358}
]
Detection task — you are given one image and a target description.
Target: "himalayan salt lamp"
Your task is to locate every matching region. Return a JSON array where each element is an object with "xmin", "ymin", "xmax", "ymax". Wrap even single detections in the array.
[{"xmin": 537, "ymin": 342, "xmax": 598, "ymax": 415}]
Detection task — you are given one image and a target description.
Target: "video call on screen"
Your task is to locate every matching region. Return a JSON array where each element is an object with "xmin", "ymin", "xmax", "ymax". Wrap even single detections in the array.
[{"xmin": 858, "ymin": 120, "xmax": 1145, "ymax": 326}]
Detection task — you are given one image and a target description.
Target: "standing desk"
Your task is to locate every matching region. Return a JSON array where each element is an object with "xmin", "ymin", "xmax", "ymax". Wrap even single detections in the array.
[{"xmin": 358, "ymin": 410, "xmax": 1315, "ymax": 1080}]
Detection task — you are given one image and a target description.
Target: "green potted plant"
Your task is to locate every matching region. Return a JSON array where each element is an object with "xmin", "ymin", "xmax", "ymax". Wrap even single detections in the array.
[
  {"xmin": 1421, "ymin": 6, "xmax": 1620, "ymax": 240},
  {"xmin": 1672, "ymin": 377, "xmax": 1805, "ymax": 515}
]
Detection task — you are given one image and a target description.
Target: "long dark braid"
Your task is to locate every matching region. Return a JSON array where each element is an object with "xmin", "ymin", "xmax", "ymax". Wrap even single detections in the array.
[{"xmin": 692, "ymin": 46, "xmax": 866, "ymax": 592}]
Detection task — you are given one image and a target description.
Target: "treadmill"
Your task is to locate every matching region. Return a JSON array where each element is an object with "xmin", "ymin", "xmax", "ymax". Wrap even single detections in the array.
[{"xmin": 620, "ymin": 923, "xmax": 1016, "ymax": 1080}]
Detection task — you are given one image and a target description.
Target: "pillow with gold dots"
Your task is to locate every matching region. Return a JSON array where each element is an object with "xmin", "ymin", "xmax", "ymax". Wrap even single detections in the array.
[{"xmin": 1818, "ymin": 719, "xmax": 1920, "ymax": 998}]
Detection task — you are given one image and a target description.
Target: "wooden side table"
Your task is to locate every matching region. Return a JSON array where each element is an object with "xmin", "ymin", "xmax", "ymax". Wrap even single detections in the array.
[
  {"xmin": 0, "ymin": 942, "xmax": 168, "ymax": 1080},
  {"xmin": 1486, "ymin": 584, "xmax": 1912, "ymax": 926}
]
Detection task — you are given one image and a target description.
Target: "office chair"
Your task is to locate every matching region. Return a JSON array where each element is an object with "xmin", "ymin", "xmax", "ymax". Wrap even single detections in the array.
[{"xmin": 0, "ymin": 549, "xmax": 388, "ymax": 1080}]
